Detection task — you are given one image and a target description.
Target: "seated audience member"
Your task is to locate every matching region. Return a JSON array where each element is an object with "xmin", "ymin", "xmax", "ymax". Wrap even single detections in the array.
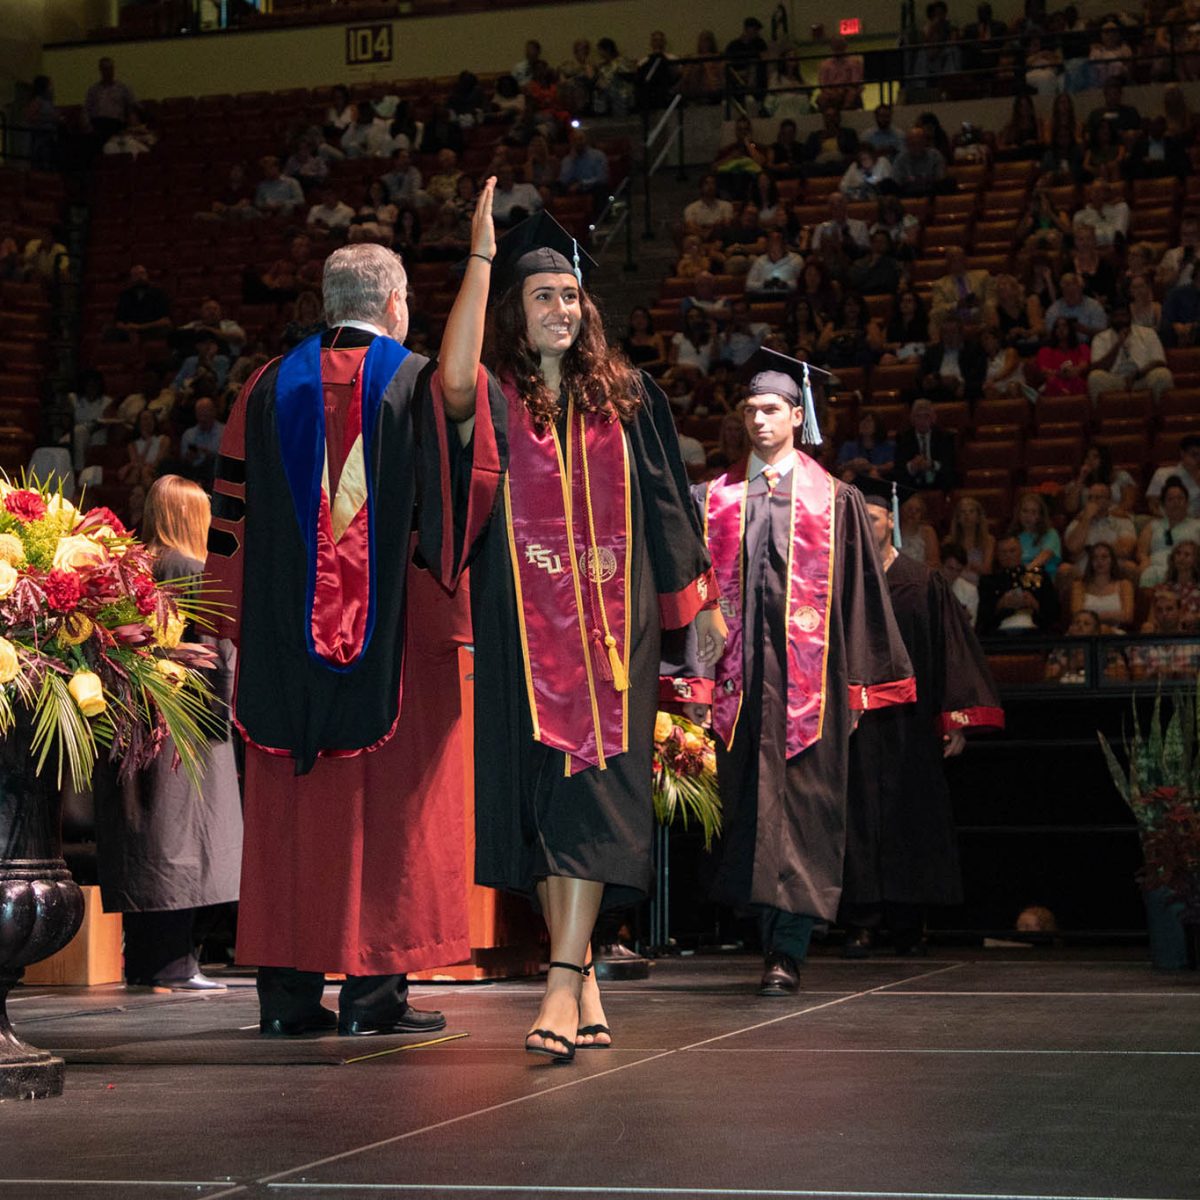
[
  {"xmin": 978, "ymin": 535, "xmax": 1060, "ymax": 635},
  {"xmin": 1088, "ymin": 20, "xmax": 1131, "ymax": 88},
  {"xmin": 745, "ymin": 230, "xmax": 804, "ymax": 296},
  {"xmin": 876, "ymin": 288, "xmax": 929, "ymax": 361},
  {"xmin": 177, "ymin": 298, "xmax": 246, "ymax": 360},
  {"xmin": 113, "ymin": 367, "xmax": 166, "ymax": 429},
  {"xmin": 67, "ymin": 368, "xmax": 113, "ymax": 470},
  {"xmin": 491, "ymin": 164, "xmax": 543, "ymax": 228},
  {"xmin": 998, "ymin": 93, "xmax": 1044, "ymax": 158},
  {"xmin": 425, "ymin": 149, "xmax": 463, "ymax": 207},
  {"xmin": 895, "ymin": 397, "xmax": 955, "ymax": 492},
  {"xmin": 1070, "ymin": 224, "xmax": 1120, "ymax": 306},
  {"xmin": 417, "ymin": 202, "xmax": 469, "ymax": 260},
  {"xmin": 796, "ymin": 260, "xmax": 841, "ymax": 321},
  {"xmin": 1083, "ymin": 115, "xmax": 1125, "ymax": 182},
  {"xmin": 667, "ymin": 306, "xmax": 716, "ymax": 382},
  {"xmin": 948, "ymin": 495, "xmax": 996, "ymax": 585},
  {"xmin": 847, "ymin": 229, "xmax": 901, "ymax": 296},
  {"xmin": 1162, "ymin": 278, "xmax": 1200, "ymax": 347},
  {"xmin": 111, "ymin": 265, "xmax": 172, "ymax": 341},
  {"xmin": 592, "ymin": 37, "xmax": 635, "ymax": 117},
  {"xmin": 1063, "ymin": 442, "xmax": 1139, "ymax": 518},
  {"xmin": 381, "ymin": 147, "xmax": 424, "ymax": 210},
  {"xmin": 678, "ymin": 29, "xmax": 724, "ymax": 103},
  {"xmin": 120, "ymin": 408, "xmax": 169, "ymax": 487},
  {"xmin": 817, "ymin": 35, "xmax": 864, "ymax": 110},
  {"xmin": 1164, "ymin": 540, "xmax": 1200, "ymax": 630},
  {"xmin": 512, "ymin": 38, "xmax": 542, "ymax": 86},
  {"xmin": 840, "ymin": 144, "xmax": 893, "ymax": 200},
  {"xmin": 1020, "ymin": 189, "xmax": 1073, "ymax": 249},
  {"xmin": 1128, "ymin": 591, "xmax": 1200, "ymax": 682},
  {"xmin": 446, "ymin": 70, "xmax": 486, "ymax": 128},
  {"xmin": 862, "ymin": 103, "xmax": 903, "ymax": 159},
  {"xmin": 180, "ymin": 397, "xmax": 225, "ymax": 489},
  {"xmin": 940, "ymin": 542, "xmax": 980, "ymax": 627},
  {"xmin": 622, "ymin": 306, "xmax": 668, "ymax": 374},
  {"xmin": 720, "ymin": 205, "xmax": 767, "ymax": 275},
  {"xmin": 920, "ymin": 314, "xmax": 987, "ymax": 402},
  {"xmin": 1126, "ymin": 116, "xmax": 1190, "ymax": 180},
  {"xmin": 677, "ymin": 233, "xmax": 722, "ymax": 279},
  {"xmin": 1084, "ymin": 79, "xmax": 1141, "ymax": 146},
  {"xmin": 325, "ymin": 84, "xmax": 356, "ymax": 137},
  {"xmin": 254, "ymin": 156, "xmax": 305, "ymax": 216},
  {"xmin": 981, "ymin": 326, "xmax": 1027, "ymax": 398},
  {"xmin": 890, "ymin": 126, "xmax": 947, "ymax": 196},
  {"xmin": 869, "ymin": 194, "xmax": 920, "ymax": 258},
  {"xmin": 788, "ymin": 296, "xmax": 826, "ymax": 357},
  {"xmin": 713, "ymin": 115, "xmax": 768, "ymax": 200},
  {"xmin": 1137, "ymin": 477, "xmax": 1200, "ymax": 586},
  {"xmin": 174, "ymin": 334, "xmax": 230, "ymax": 394},
  {"xmin": 307, "ymin": 183, "xmax": 355, "ymax": 233},
  {"xmin": 283, "ymin": 135, "xmax": 330, "ymax": 191},
  {"xmin": 682, "ymin": 271, "xmax": 733, "ymax": 324},
  {"xmin": 1146, "ymin": 435, "xmax": 1200, "ymax": 517},
  {"xmin": 897, "ymin": 492, "xmax": 941, "ymax": 566},
  {"xmin": 23, "ymin": 226, "xmax": 68, "ymax": 284},
  {"xmin": 1156, "ymin": 213, "xmax": 1200, "ymax": 291},
  {"xmin": 350, "ymin": 180, "xmax": 397, "ymax": 244},
  {"xmin": 252, "ymin": 233, "xmax": 322, "ymax": 302},
  {"xmin": 1012, "ymin": 492, "xmax": 1062, "ymax": 578},
  {"xmin": 810, "ymin": 191, "xmax": 870, "ymax": 258},
  {"xmin": 1070, "ymin": 541, "xmax": 1134, "ymax": 631},
  {"xmin": 1128, "ymin": 273, "xmax": 1162, "ymax": 331},
  {"xmin": 1086, "ymin": 305, "xmax": 1173, "ymax": 406},
  {"xmin": 717, "ymin": 298, "xmax": 771, "ymax": 367},
  {"xmin": 1044, "ymin": 275, "xmax": 1107, "ymax": 340},
  {"xmin": 556, "ymin": 38, "xmax": 595, "ymax": 113},
  {"xmin": 768, "ymin": 118, "xmax": 806, "ymax": 177},
  {"xmin": 836, "ymin": 410, "xmax": 894, "ymax": 481},
  {"xmin": 804, "ymin": 103, "xmax": 859, "ymax": 176},
  {"xmin": 208, "ymin": 163, "xmax": 259, "ymax": 220},
  {"xmin": 1072, "ymin": 180, "xmax": 1130, "ymax": 247},
  {"xmin": 816, "ymin": 292, "xmax": 877, "ymax": 369},
  {"xmin": 1064, "ymin": 481, "xmax": 1137, "ymax": 574},
  {"xmin": 683, "ymin": 173, "xmax": 733, "ymax": 237},
  {"xmin": 930, "ymin": 247, "xmax": 996, "ymax": 336},
  {"xmin": 281, "ymin": 290, "xmax": 325, "ymax": 349}
]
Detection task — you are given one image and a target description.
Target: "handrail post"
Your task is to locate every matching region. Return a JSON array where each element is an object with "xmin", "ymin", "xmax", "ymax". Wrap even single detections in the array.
[
  {"xmin": 675, "ymin": 99, "xmax": 686, "ymax": 182},
  {"xmin": 641, "ymin": 100, "xmax": 654, "ymax": 240}
]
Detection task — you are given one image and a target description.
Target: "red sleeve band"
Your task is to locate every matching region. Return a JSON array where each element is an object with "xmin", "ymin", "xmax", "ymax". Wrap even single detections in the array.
[
  {"xmin": 848, "ymin": 676, "xmax": 917, "ymax": 711},
  {"xmin": 659, "ymin": 566, "xmax": 720, "ymax": 629},
  {"xmin": 658, "ymin": 676, "xmax": 715, "ymax": 706},
  {"xmin": 938, "ymin": 705, "xmax": 1006, "ymax": 735}
]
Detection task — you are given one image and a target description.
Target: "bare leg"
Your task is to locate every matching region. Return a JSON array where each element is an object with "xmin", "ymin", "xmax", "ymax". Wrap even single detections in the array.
[
  {"xmin": 577, "ymin": 942, "xmax": 611, "ymax": 1047},
  {"xmin": 526, "ymin": 875, "xmax": 603, "ymax": 1055}
]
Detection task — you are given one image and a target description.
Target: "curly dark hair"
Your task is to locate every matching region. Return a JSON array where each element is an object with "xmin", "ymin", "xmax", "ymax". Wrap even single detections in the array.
[{"xmin": 486, "ymin": 280, "xmax": 643, "ymax": 430}]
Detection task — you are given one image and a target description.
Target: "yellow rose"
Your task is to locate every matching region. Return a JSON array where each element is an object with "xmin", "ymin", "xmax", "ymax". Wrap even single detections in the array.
[
  {"xmin": 68, "ymin": 670, "xmax": 106, "ymax": 717},
  {"xmin": 654, "ymin": 712, "xmax": 673, "ymax": 742},
  {"xmin": 152, "ymin": 611, "xmax": 186, "ymax": 650},
  {"xmin": 52, "ymin": 534, "xmax": 107, "ymax": 573},
  {"xmin": 0, "ymin": 532, "xmax": 25, "ymax": 567},
  {"xmin": 683, "ymin": 732, "xmax": 704, "ymax": 754},
  {"xmin": 155, "ymin": 659, "xmax": 188, "ymax": 689},
  {"xmin": 0, "ymin": 560, "xmax": 17, "ymax": 600},
  {"xmin": 0, "ymin": 637, "xmax": 20, "ymax": 684},
  {"xmin": 47, "ymin": 494, "xmax": 79, "ymax": 527},
  {"xmin": 58, "ymin": 613, "xmax": 94, "ymax": 647}
]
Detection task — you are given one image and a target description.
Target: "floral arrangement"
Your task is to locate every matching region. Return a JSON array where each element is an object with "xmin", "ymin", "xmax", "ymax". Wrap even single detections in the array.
[
  {"xmin": 1099, "ymin": 681, "xmax": 1200, "ymax": 922},
  {"xmin": 652, "ymin": 712, "xmax": 722, "ymax": 850},
  {"xmin": 0, "ymin": 475, "xmax": 219, "ymax": 790}
]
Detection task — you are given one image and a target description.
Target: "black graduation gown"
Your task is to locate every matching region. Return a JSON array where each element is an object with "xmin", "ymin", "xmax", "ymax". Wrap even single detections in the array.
[
  {"xmin": 842, "ymin": 551, "xmax": 1004, "ymax": 909},
  {"xmin": 703, "ymin": 471, "xmax": 914, "ymax": 922},
  {"xmin": 439, "ymin": 373, "xmax": 713, "ymax": 912}
]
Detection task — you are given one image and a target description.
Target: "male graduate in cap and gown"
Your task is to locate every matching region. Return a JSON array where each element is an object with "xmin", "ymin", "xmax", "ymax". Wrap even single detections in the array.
[
  {"xmin": 840, "ymin": 476, "xmax": 1004, "ymax": 955},
  {"xmin": 207, "ymin": 192, "xmax": 501, "ymax": 1036},
  {"xmin": 664, "ymin": 349, "xmax": 916, "ymax": 996},
  {"xmin": 425, "ymin": 207, "xmax": 726, "ymax": 1060}
]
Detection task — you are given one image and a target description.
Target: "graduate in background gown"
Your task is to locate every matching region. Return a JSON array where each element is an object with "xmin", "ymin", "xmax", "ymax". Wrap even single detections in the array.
[
  {"xmin": 427, "ymin": 204, "xmax": 727, "ymax": 1061},
  {"xmin": 840, "ymin": 476, "xmax": 1004, "ymax": 955},
  {"xmin": 207, "ymin": 230, "xmax": 499, "ymax": 1038},
  {"xmin": 664, "ymin": 349, "xmax": 915, "ymax": 996}
]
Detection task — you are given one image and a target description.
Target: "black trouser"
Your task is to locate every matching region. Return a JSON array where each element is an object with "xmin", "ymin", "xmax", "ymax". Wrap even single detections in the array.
[
  {"xmin": 256, "ymin": 966, "xmax": 409, "ymax": 1024},
  {"xmin": 841, "ymin": 902, "xmax": 926, "ymax": 950},
  {"xmin": 758, "ymin": 907, "xmax": 816, "ymax": 962},
  {"xmin": 123, "ymin": 908, "xmax": 221, "ymax": 984}
]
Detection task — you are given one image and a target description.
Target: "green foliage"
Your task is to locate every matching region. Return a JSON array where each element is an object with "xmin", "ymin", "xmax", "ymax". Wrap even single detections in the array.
[{"xmin": 652, "ymin": 714, "xmax": 722, "ymax": 851}]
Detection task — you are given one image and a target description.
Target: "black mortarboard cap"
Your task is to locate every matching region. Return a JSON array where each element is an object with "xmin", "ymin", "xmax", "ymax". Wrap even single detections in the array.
[
  {"xmin": 738, "ymin": 347, "xmax": 832, "ymax": 445},
  {"xmin": 851, "ymin": 474, "xmax": 914, "ymax": 549},
  {"xmin": 490, "ymin": 210, "xmax": 598, "ymax": 296}
]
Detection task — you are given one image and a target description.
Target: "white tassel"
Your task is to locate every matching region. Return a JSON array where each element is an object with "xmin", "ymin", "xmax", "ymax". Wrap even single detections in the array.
[{"xmin": 800, "ymin": 362, "xmax": 822, "ymax": 447}]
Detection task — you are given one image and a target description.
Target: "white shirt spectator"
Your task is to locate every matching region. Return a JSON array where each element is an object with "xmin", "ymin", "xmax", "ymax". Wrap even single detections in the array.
[
  {"xmin": 1157, "ymin": 243, "xmax": 1199, "ymax": 290},
  {"xmin": 181, "ymin": 420, "xmax": 226, "ymax": 463},
  {"xmin": 671, "ymin": 330, "xmax": 713, "ymax": 375},
  {"xmin": 382, "ymin": 164, "xmax": 424, "ymax": 207},
  {"xmin": 719, "ymin": 322, "xmax": 771, "ymax": 366},
  {"xmin": 1072, "ymin": 200, "xmax": 1130, "ymax": 247},
  {"xmin": 255, "ymin": 174, "xmax": 305, "ymax": 214},
  {"xmin": 952, "ymin": 575, "xmax": 980, "ymax": 627},
  {"xmin": 683, "ymin": 196, "xmax": 733, "ymax": 235},
  {"xmin": 745, "ymin": 249, "xmax": 804, "ymax": 294},
  {"xmin": 1147, "ymin": 464, "xmax": 1200, "ymax": 516},
  {"xmin": 308, "ymin": 199, "xmax": 356, "ymax": 231},
  {"xmin": 839, "ymin": 155, "xmax": 893, "ymax": 198},
  {"xmin": 492, "ymin": 181, "xmax": 544, "ymax": 223},
  {"xmin": 811, "ymin": 216, "xmax": 870, "ymax": 255},
  {"xmin": 1064, "ymin": 512, "xmax": 1137, "ymax": 565},
  {"xmin": 1089, "ymin": 324, "xmax": 1168, "ymax": 379}
]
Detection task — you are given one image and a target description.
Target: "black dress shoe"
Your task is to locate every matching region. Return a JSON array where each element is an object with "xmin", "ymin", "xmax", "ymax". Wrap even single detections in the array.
[
  {"xmin": 758, "ymin": 952, "xmax": 800, "ymax": 996},
  {"xmin": 842, "ymin": 928, "xmax": 874, "ymax": 959},
  {"xmin": 260, "ymin": 1007, "xmax": 339, "ymax": 1037},
  {"xmin": 338, "ymin": 1005, "xmax": 447, "ymax": 1036}
]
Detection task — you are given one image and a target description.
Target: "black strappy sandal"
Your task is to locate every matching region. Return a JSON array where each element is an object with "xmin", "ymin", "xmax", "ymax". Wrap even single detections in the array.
[
  {"xmin": 575, "ymin": 1022, "xmax": 612, "ymax": 1049},
  {"xmin": 524, "ymin": 961, "xmax": 590, "ymax": 1063}
]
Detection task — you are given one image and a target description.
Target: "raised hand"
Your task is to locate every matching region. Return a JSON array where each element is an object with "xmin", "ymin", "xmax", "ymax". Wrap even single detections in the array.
[{"xmin": 471, "ymin": 175, "xmax": 497, "ymax": 262}]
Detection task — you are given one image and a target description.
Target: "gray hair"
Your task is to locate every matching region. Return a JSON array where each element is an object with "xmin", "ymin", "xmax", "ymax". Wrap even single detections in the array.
[{"xmin": 322, "ymin": 243, "xmax": 408, "ymax": 327}]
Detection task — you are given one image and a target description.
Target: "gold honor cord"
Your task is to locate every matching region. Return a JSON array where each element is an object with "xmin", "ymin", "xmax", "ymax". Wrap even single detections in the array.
[{"xmin": 577, "ymin": 409, "xmax": 629, "ymax": 692}]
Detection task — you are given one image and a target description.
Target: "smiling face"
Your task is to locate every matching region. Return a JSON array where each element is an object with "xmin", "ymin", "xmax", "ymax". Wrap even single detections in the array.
[{"xmin": 523, "ymin": 272, "xmax": 582, "ymax": 361}]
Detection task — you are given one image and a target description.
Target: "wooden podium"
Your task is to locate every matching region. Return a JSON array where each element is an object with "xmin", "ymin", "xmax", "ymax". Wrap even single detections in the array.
[{"xmin": 410, "ymin": 646, "xmax": 541, "ymax": 982}]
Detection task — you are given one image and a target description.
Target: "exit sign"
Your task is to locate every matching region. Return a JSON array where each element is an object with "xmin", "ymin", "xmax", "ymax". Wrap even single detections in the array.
[{"xmin": 840, "ymin": 17, "xmax": 862, "ymax": 35}]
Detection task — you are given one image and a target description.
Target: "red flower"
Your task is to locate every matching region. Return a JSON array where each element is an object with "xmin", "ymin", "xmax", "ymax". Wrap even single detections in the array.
[
  {"xmin": 76, "ymin": 507, "xmax": 128, "ymax": 537},
  {"xmin": 4, "ymin": 490, "xmax": 47, "ymax": 522},
  {"xmin": 43, "ymin": 569, "xmax": 82, "ymax": 612},
  {"xmin": 130, "ymin": 573, "xmax": 158, "ymax": 616}
]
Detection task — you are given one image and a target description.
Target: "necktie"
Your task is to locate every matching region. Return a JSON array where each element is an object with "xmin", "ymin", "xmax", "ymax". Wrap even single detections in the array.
[
  {"xmin": 762, "ymin": 465, "xmax": 779, "ymax": 493},
  {"xmin": 1165, "ymin": 526, "xmax": 1174, "ymax": 547}
]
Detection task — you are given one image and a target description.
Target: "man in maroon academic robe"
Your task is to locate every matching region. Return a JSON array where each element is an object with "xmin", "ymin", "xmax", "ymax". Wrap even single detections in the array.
[{"xmin": 208, "ymin": 243, "xmax": 494, "ymax": 1036}]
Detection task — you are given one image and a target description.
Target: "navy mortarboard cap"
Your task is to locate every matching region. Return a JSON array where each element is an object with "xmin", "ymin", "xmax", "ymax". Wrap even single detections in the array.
[
  {"xmin": 739, "ymin": 347, "xmax": 831, "ymax": 447},
  {"xmin": 491, "ymin": 210, "xmax": 598, "ymax": 295}
]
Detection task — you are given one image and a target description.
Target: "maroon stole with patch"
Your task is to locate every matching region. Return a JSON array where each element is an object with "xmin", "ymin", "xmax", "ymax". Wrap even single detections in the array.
[
  {"xmin": 705, "ymin": 453, "xmax": 836, "ymax": 758},
  {"xmin": 503, "ymin": 381, "xmax": 632, "ymax": 773}
]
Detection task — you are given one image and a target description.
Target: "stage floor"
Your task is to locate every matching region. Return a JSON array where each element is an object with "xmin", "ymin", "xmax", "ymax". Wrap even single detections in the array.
[{"xmin": 2, "ymin": 951, "xmax": 1199, "ymax": 1200}]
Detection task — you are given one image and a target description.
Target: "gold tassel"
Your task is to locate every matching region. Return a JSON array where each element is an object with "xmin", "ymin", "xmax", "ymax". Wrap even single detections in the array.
[{"xmin": 605, "ymin": 633, "xmax": 629, "ymax": 692}]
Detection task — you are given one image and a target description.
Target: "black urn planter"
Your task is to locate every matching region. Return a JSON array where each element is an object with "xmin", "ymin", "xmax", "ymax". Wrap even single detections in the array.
[{"xmin": 0, "ymin": 723, "xmax": 85, "ymax": 1100}]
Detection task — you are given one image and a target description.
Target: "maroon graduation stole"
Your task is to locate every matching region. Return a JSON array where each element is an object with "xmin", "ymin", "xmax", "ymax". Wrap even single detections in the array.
[
  {"xmin": 704, "ymin": 453, "xmax": 836, "ymax": 758},
  {"xmin": 503, "ymin": 380, "xmax": 631, "ymax": 773}
]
